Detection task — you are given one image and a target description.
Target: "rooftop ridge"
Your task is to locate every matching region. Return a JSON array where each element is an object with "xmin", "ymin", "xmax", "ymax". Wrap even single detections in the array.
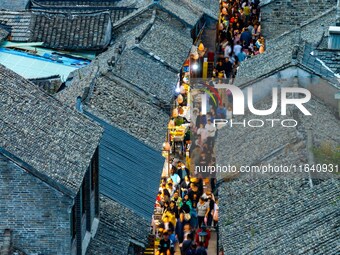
[
  {"xmin": 31, "ymin": 9, "xmax": 111, "ymax": 16},
  {"xmin": 135, "ymin": 9, "xmax": 156, "ymax": 43},
  {"xmin": 30, "ymin": 0, "xmax": 124, "ymax": 8},
  {"xmin": 155, "ymin": 2, "xmax": 197, "ymax": 28},
  {"xmin": 134, "ymin": 45, "xmax": 180, "ymax": 73},
  {"xmin": 111, "ymin": 2, "xmax": 154, "ymax": 30},
  {"xmin": 269, "ymin": 7, "xmax": 336, "ymax": 43},
  {"xmin": 0, "ymin": 64, "xmax": 103, "ymax": 195}
]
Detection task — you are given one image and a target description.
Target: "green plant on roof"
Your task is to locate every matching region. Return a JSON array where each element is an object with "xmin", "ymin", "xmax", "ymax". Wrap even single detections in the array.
[
  {"xmin": 250, "ymin": 226, "xmax": 255, "ymax": 237},
  {"xmin": 312, "ymin": 142, "xmax": 340, "ymax": 174}
]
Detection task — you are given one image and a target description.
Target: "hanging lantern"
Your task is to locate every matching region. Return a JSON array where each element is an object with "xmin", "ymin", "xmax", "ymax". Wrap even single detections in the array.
[
  {"xmin": 222, "ymin": 7, "xmax": 227, "ymax": 15},
  {"xmin": 192, "ymin": 51, "xmax": 199, "ymax": 60},
  {"xmin": 178, "ymin": 107, "xmax": 184, "ymax": 115},
  {"xmin": 222, "ymin": 2, "xmax": 228, "ymax": 8},
  {"xmin": 168, "ymin": 119, "xmax": 175, "ymax": 128},
  {"xmin": 163, "ymin": 142, "xmax": 171, "ymax": 151},
  {"xmin": 198, "ymin": 42, "xmax": 204, "ymax": 52},
  {"xmin": 177, "ymin": 94, "xmax": 184, "ymax": 104},
  {"xmin": 172, "ymin": 108, "xmax": 179, "ymax": 118}
]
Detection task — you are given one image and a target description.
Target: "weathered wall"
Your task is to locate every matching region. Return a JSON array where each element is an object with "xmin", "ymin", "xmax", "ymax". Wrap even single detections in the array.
[
  {"xmin": 261, "ymin": 0, "xmax": 337, "ymax": 39},
  {"xmin": 0, "ymin": 154, "xmax": 73, "ymax": 255}
]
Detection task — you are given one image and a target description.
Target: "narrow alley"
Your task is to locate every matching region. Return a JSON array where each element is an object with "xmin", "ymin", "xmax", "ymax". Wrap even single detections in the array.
[{"xmin": 145, "ymin": 0, "xmax": 264, "ymax": 254}]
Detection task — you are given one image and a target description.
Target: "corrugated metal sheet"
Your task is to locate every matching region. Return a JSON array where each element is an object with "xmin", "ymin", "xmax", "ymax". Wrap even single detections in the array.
[{"xmin": 85, "ymin": 111, "xmax": 164, "ymax": 220}]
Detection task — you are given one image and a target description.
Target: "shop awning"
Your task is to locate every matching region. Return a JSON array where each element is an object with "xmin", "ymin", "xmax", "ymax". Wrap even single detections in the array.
[{"xmin": 85, "ymin": 111, "xmax": 164, "ymax": 220}]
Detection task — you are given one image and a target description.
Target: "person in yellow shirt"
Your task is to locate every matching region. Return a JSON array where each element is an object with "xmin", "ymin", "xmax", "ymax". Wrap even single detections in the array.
[{"xmin": 243, "ymin": 4, "xmax": 251, "ymax": 24}]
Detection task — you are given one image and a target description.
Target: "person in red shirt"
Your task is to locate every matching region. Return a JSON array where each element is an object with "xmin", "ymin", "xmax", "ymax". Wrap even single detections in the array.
[{"xmin": 195, "ymin": 224, "xmax": 211, "ymax": 249}]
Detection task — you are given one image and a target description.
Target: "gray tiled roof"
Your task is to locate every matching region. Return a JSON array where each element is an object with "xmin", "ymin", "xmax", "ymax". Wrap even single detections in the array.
[
  {"xmin": 234, "ymin": 38, "xmax": 295, "ymax": 87},
  {"xmin": 55, "ymin": 48, "xmax": 171, "ymax": 151},
  {"xmin": 31, "ymin": 0, "xmax": 128, "ymax": 7},
  {"xmin": 86, "ymin": 74, "xmax": 168, "ymax": 150},
  {"xmin": 112, "ymin": 46, "xmax": 177, "ymax": 102},
  {"xmin": 0, "ymin": 64, "xmax": 103, "ymax": 196},
  {"xmin": 259, "ymin": 0, "xmax": 274, "ymax": 6},
  {"xmin": 301, "ymin": 44, "xmax": 340, "ymax": 82},
  {"xmin": 0, "ymin": 11, "xmax": 32, "ymax": 41},
  {"xmin": 158, "ymin": 0, "xmax": 202, "ymax": 27},
  {"xmin": 219, "ymin": 178, "xmax": 340, "ymax": 255},
  {"xmin": 190, "ymin": 0, "xmax": 219, "ymax": 16},
  {"xmin": 55, "ymin": 2, "xmax": 200, "ymax": 149},
  {"xmin": 216, "ymin": 96, "xmax": 303, "ymax": 168},
  {"xmin": 31, "ymin": 7, "xmax": 136, "ymax": 24},
  {"xmin": 30, "ymin": 0, "xmax": 139, "ymax": 24},
  {"xmin": 29, "ymin": 11, "xmax": 112, "ymax": 50},
  {"xmin": 110, "ymin": 8, "xmax": 136, "ymax": 23},
  {"xmin": 86, "ymin": 196, "xmax": 149, "ymax": 255},
  {"xmin": 157, "ymin": 0, "xmax": 218, "ymax": 27},
  {"xmin": 0, "ymin": 0, "xmax": 30, "ymax": 11},
  {"xmin": 310, "ymin": 48, "xmax": 340, "ymax": 76},
  {"xmin": 112, "ymin": 9, "xmax": 152, "ymax": 45},
  {"xmin": 55, "ymin": 39, "xmax": 171, "ymax": 150},
  {"xmin": 268, "ymin": 8, "xmax": 336, "ymax": 47},
  {"xmin": 139, "ymin": 18, "xmax": 192, "ymax": 70},
  {"xmin": 30, "ymin": 0, "xmax": 151, "ymax": 10},
  {"xmin": 216, "ymin": 97, "xmax": 340, "ymax": 170},
  {"xmin": 154, "ymin": 1, "xmax": 215, "ymax": 30}
]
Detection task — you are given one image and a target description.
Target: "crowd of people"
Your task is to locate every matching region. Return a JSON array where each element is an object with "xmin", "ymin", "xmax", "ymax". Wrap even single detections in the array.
[
  {"xmin": 216, "ymin": 0, "xmax": 265, "ymax": 82},
  {"xmin": 155, "ymin": 172, "xmax": 218, "ymax": 255},
  {"xmin": 153, "ymin": 1, "xmax": 266, "ymax": 254},
  {"xmin": 154, "ymin": 64, "xmax": 219, "ymax": 255}
]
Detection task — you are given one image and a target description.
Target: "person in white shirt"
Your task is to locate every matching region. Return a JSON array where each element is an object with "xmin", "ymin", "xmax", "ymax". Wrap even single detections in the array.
[
  {"xmin": 224, "ymin": 41, "xmax": 232, "ymax": 58},
  {"xmin": 197, "ymin": 197, "xmax": 209, "ymax": 228},
  {"xmin": 196, "ymin": 124, "xmax": 208, "ymax": 144},
  {"xmin": 233, "ymin": 41, "xmax": 242, "ymax": 56},
  {"xmin": 205, "ymin": 119, "xmax": 216, "ymax": 148}
]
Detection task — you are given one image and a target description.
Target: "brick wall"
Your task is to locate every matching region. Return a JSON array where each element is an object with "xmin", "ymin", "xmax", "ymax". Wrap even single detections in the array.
[
  {"xmin": 0, "ymin": 154, "xmax": 73, "ymax": 255},
  {"xmin": 261, "ymin": 0, "xmax": 337, "ymax": 39}
]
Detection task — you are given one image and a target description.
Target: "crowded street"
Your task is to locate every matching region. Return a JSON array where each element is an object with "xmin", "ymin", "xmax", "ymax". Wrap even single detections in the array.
[
  {"xmin": 1, "ymin": 0, "xmax": 339, "ymax": 255},
  {"xmin": 149, "ymin": 1, "xmax": 264, "ymax": 254}
]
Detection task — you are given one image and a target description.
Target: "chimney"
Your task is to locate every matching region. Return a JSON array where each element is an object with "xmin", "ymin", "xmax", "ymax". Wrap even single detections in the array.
[{"xmin": 328, "ymin": 0, "xmax": 340, "ymax": 49}]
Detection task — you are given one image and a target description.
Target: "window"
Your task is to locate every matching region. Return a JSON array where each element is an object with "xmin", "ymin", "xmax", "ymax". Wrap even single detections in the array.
[
  {"xmin": 82, "ymin": 179, "xmax": 86, "ymax": 215},
  {"xmin": 71, "ymin": 205, "xmax": 76, "ymax": 239}
]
